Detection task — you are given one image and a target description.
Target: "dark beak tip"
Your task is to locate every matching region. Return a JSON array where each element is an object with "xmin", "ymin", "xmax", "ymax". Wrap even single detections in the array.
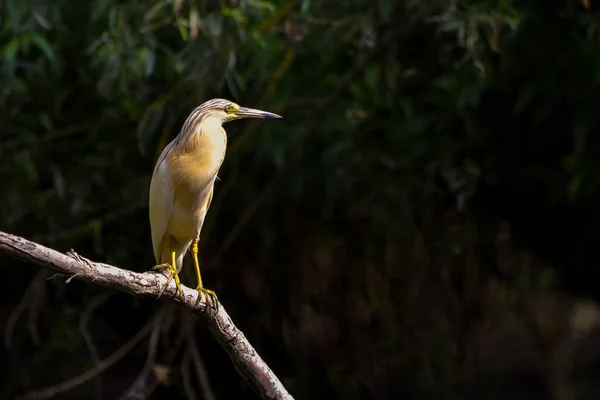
[{"xmin": 260, "ymin": 111, "xmax": 282, "ymax": 119}]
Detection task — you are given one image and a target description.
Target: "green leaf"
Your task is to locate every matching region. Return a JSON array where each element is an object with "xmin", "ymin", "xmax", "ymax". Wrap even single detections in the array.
[
  {"xmin": 39, "ymin": 112, "xmax": 53, "ymax": 130},
  {"xmin": 51, "ymin": 165, "xmax": 66, "ymax": 201},
  {"xmin": 222, "ymin": 7, "xmax": 247, "ymax": 23},
  {"xmin": 137, "ymin": 107, "xmax": 164, "ymax": 156},
  {"xmin": 30, "ymin": 33, "xmax": 56, "ymax": 62},
  {"xmin": 300, "ymin": 0, "xmax": 311, "ymax": 16},
  {"xmin": 257, "ymin": 1, "xmax": 277, "ymax": 14},
  {"xmin": 3, "ymin": 38, "xmax": 20, "ymax": 64},
  {"xmin": 108, "ymin": 7, "xmax": 118, "ymax": 31},
  {"xmin": 567, "ymin": 174, "xmax": 584, "ymax": 202},
  {"xmin": 379, "ymin": 2, "xmax": 393, "ymax": 20},
  {"xmin": 144, "ymin": 49, "xmax": 156, "ymax": 77},
  {"xmin": 364, "ymin": 64, "xmax": 380, "ymax": 94},
  {"xmin": 91, "ymin": 0, "xmax": 111, "ymax": 22},
  {"xmin": 144, "ymin": 0, "xmax": 169, "ymax": 21},
  {"xmin": 176, "ymin": 17, "xmax": 189, "ymax": 41}
]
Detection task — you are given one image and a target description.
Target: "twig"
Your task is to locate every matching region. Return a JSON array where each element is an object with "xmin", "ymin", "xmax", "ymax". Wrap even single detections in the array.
[
  {"xmin": 79, "ymin": 294, "xmax": 111, "ymax": 399},
  {"xmin": 15, "ymin": 318, "xmax": 153, "ymax": 400},
  {"xmin": 26, "ymin": 271, "xmax": 46, "ymax": 346},
  {"xmin": 4, "ymin": 269, "xmax": 47, "ymax": 349},
  {"xmin": 0, "ymin": 231, "xmax": 293, "ymax": 400},
  {"xmin": 189, "ymin": 338, "xmax": 217, "ymax": 400},
  {"xmin": 186, "ymin": 321, "xmax": 217, "ymax": 400},
  {"xmin": 181, "ymin": 352, "xmax": 200, "ymax": 400},
  {"xmin": 205, "ymin": 173, "xmax": 283, "ymax": 271},
  {"xmin": 117, "ymin": 307, "xmax": 166, "ymax": 400}
]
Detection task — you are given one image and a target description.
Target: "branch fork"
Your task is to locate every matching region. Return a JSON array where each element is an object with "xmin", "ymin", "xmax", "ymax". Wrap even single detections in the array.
[{"xmin": 0, "ymin": 231, "xmax": 293, "ymax": 400}]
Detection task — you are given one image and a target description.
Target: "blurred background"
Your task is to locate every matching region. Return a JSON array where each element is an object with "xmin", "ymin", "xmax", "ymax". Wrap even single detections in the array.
[{"xmin": 3, "ymin": 0, "xmax": 600, "ymax": 399}]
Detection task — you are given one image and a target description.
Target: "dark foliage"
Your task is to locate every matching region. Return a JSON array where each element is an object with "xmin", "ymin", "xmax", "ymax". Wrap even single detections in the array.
[{"xmin": 3, "ymin": 0, "xmax": 600, "ymax": 399}]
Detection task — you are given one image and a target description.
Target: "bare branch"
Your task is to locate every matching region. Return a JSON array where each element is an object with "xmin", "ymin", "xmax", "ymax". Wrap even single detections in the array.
[
  {"xmin": 118, "ymin": 307, "xmax": 166, "ymax": 400},
  {"xmin": 185, "ymin": 320, "xmax": 217, "ymax": 400},
  {"xmin": 16, "ymin": 318, "xmax": 153, "ymax": 400},
  {"xmin": 79, "ymin": 294, "xmax": 111, "ymax": 399},
  {"xmin": 0, "ymin": 231, "xmax": 293, "ymax": 400},
  {"xmin": 4, "ymin": 269, "xmax": 47, "ymax": 349},
  {"xmin": 181, "ymin": 352, "xmax": 200, "ymax": 400}
]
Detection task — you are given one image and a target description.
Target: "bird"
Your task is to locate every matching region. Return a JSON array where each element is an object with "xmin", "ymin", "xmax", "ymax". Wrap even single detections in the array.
[{"xmin": 148, "ymin": 98, "xmax": 282, "ymax": 311}]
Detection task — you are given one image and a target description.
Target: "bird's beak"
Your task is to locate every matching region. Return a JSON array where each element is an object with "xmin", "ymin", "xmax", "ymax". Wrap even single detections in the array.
[{"xmin": 235, "ymin": 107, "xmax": 282, "ymax": 119}]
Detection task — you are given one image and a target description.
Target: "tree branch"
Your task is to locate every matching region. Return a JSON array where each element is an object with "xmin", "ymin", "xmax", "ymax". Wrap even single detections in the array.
[{"xmin": 0, "ymin": 231, "xmax": 293, "ymax": 400}]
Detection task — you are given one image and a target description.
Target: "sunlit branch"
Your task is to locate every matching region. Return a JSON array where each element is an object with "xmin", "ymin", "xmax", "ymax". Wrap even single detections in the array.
[{"xmin": 0, "ymin": 231, "xmax": 293, "ymax": 400}]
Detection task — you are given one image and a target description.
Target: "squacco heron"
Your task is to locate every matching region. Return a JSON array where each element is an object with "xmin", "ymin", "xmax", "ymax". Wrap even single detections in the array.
[{"xmin": 149, "ymin": 98, "xmax": 282, "ymax": 310}]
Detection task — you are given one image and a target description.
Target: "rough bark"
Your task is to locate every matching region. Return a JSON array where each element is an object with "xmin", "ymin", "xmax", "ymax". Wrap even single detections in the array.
[{"xmin": 0, "ymin": 231, "xmax": 293, "ymax": 400}]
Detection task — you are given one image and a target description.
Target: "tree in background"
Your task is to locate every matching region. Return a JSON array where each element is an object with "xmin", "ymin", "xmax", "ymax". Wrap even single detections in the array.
[{"xmin": 3, "ymin": 0, "xmax": 600, "ymax": 399}]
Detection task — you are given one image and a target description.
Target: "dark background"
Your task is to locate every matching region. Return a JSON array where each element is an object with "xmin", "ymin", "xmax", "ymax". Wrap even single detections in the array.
[{"xmin": 3, "ymin": 0, "xmax": 600, "ymax": 399}]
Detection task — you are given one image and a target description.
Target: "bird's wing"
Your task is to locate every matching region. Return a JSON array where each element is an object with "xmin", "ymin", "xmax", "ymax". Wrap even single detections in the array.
[
  {"xmin": 206, "ymin": 181, "xmax": 215, "ymax": 211},
  {"xmin": 153, "ymin": 138, "xmax": 177, "ymax": 175},
  {"xmin": 149, "ymin": 139, "xmax": 176, "ymax": 263},
  {"xmin": 196, "ymin": 182, "xmax": 215, "ymax": 240}
]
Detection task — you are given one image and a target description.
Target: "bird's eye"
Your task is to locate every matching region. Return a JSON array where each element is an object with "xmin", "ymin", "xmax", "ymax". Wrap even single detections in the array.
[{"xmin": 224, "ymin": 105, "xmax": 236, "ymax": 114}]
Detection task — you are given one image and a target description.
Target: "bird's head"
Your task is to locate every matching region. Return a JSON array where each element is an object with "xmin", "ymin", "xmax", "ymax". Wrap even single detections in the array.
[{"xmin": 199, "ymin": 98, "xmax": 282, "ymax": 124}]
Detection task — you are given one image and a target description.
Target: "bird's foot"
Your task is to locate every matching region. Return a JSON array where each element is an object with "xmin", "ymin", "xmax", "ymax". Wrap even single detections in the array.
[
  {"xmin": 151, "ymin": 263, "xmax": 184, "ymax": 298},
  {"xmin": 195, "ymin": 286, "xmax": 218, "ymax": 313}
]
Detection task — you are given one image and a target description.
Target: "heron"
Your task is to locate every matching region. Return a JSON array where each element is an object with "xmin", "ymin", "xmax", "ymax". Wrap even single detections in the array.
[{"xmin": 149, "ymin": 98, "xmax": 282, "ymax": 311}]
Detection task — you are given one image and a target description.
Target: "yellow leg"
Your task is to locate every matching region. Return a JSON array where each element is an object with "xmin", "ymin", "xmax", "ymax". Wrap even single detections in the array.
[
  {"xmin": 151, "ymin": 245, "xmax": 184, "ymax": 298},
  {"xmin": 191, "ymin": 239, "xmax": 218, "ymax": 312}
]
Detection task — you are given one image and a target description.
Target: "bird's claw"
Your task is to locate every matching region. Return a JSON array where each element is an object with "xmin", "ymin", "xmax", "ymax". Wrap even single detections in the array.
[
  {"xmin": 151, "ymin": 263, "xmax": 184, "ymax": 298},
  {"xmin": 196, "ymin": 286, "xmax": 218, "ymax": 313},
  {"xmin": 151, "ymin": 263, "xmax": 170, "ymax": 271}
]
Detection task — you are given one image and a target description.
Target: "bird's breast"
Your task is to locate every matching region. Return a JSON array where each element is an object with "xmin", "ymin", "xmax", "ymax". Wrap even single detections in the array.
[
  {"xmin": 168, "ymin": 126, "xmax": 227, "ymax": 194},
  {"xmin": 165, "ymin": 127, "xmax": 226, "ymax": 241}
]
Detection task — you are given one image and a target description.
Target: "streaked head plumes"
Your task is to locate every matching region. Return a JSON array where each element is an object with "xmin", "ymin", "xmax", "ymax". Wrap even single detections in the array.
[{"xmin": 182, "ymin": 98, "xmax": 282, "ymax": 131}]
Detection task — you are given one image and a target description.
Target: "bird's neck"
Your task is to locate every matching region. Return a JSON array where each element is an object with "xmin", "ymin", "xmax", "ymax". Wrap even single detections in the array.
[
  {"xmin": 180, "ymin": 116, "xmax": 225, "ymax": 152},
  {"xmin": 170, "ymin": 117, "xmax": 228, "ymax": 188}
]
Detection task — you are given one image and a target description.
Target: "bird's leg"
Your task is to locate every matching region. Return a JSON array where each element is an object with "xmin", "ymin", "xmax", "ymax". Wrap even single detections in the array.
[
  {"xmin": 151, "ymin": 263, "xmax": 174, "ymax": 297},
  {"xmin": 191, "ymin": 239, "xmax": 218, "ymax": 312},
  {"xmin": 151, "ymin": 244, "xmax": 184, "ymax": 298}
]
